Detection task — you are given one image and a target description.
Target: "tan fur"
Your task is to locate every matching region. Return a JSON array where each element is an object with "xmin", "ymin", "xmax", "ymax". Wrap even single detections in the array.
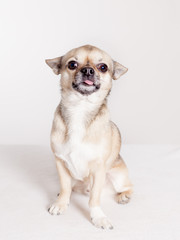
[{"xmin": 46, "ymin": 45, "xmax": 132, "ymax": 229}]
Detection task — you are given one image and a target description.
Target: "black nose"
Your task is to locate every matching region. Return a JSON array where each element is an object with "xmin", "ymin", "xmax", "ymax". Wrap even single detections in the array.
[{"xmin": 81, "ymin": 67, "xmax": 94, "ymax": 76}]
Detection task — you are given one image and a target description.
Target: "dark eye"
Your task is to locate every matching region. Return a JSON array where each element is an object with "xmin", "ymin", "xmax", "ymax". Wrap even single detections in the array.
[
  {"xmin": 97, "ymin": 63, "xmax": 108, "ymax": 73},
  {"xmin": 68, "ymin": 61, "xmax": 78, "ymax": 70}
]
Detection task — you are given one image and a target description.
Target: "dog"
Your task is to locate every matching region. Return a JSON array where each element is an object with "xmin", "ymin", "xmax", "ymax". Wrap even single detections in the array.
[{"xmin": 45, "ymin": 45, "xmax": 133, "ymax": 229}]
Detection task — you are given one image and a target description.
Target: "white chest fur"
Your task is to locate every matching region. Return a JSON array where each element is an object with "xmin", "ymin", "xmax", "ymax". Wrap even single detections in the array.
[{"xmin": 54, "ymin": 95, "xmax": 103, "ymax": 180}]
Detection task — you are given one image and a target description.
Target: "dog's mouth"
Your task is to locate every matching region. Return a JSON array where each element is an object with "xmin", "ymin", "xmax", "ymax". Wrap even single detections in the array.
[
  {"xmin": 72, "ymin": 80, "xmax": 100, "ymax": 95},
  {"xmin": 83, "ymin": 79, "xmax": 94, "ymax": 86},
  {"xmin": 72, "ymin": 73, "xmax": 100, "ymax": 95}
]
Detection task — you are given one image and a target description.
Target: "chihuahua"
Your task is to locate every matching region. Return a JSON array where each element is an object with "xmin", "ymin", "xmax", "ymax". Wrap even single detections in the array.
[{"xmin": 45, "ymin": 45, "xmax": 132, "ymax": 229}]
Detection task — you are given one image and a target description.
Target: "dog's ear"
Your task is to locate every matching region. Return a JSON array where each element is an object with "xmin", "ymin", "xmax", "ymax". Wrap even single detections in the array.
[
  {"xmin": 112, "ymin": 61, "xmax": 128, "ymax": 80},
  {"xmin": 45, "ymin": 56, "xmax": 63, "ymax": 75}
]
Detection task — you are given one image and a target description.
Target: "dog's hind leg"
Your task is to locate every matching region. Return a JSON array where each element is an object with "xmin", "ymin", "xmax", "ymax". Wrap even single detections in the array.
[
  {"xmin": 72, "ymin": 177, "xmax": 90, "ymax": 195},
  {"xmin": 108, "ymin": 155, "xmax": 133, "ymax": 204}
]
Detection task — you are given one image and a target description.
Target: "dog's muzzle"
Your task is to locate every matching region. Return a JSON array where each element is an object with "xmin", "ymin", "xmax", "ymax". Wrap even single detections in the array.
[{"xmin": 72, "ymin": 67, "xmax": 100, "ymax": 95}]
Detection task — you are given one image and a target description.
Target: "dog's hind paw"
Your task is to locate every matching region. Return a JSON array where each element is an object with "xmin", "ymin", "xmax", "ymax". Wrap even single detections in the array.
[{"xmin": 116, "ymin": 190, "xmax": 132, "ymax": 204}]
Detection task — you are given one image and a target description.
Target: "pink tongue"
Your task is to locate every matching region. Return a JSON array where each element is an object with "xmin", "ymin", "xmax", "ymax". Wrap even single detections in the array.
[{"xmin": 84, "ymin": 80, "xmax": 94, "ymax": 85}]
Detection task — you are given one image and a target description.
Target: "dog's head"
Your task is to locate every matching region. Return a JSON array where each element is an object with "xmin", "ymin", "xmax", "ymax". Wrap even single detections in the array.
[{"xmin": 46, "ymin": 45, "xmax": 127, "ymax": 95}]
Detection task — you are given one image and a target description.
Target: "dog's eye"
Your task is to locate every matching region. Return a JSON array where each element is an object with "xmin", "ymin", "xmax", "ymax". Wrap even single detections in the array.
[
  {"xmin": 97, "ymin": 63, "xmax": 108, "ymax": 73},
  {"xmin": 68, "ymin": 61, "xmax": 78, "ymax": 70}
]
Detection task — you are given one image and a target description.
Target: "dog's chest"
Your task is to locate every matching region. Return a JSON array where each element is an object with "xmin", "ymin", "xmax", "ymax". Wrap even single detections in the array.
[
  {"xmin": 56, "ymin": 140, "xmax": 96, "ymax": 180},
  {"xmin": 54, "ymin": 101, "xmax": 100, "ymax": 180}
]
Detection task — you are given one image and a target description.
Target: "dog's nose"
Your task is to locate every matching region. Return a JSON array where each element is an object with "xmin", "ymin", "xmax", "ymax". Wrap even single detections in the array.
[{"xmin": 81, "ymin": 67, "xmax": 94, "ymax": 76}]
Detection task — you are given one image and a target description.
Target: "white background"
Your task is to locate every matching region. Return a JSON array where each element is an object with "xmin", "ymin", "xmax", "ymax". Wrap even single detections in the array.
[{"xmin": 0, "ymin": 0, "xmax": 180, "ymax": 145}]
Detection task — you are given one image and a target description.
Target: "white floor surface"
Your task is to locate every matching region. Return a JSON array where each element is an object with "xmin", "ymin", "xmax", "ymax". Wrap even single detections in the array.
[{"xmin": 0, "ymin": 145, "xmax": 180, "ymax": 240}]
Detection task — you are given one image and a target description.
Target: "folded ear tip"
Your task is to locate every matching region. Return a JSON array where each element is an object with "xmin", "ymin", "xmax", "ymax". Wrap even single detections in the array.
[
  {"xmin": 45, "ymin": 59, "xmax": 53, "ymax": 68},
  {"xmin": 45, "ymin": 59, "xmax": 49, "ymax": 65}
]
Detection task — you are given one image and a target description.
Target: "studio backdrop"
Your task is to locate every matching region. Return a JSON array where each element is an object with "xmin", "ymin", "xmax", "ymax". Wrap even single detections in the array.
[{"xmin": 0, "ymin": 0, "xmax": 179, "ymax": 145}]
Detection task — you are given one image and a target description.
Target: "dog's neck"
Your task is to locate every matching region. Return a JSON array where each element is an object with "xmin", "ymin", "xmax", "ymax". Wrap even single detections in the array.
[{"xmin": 60, "ymin": 89, "xmax": 110, "ymax": 140}]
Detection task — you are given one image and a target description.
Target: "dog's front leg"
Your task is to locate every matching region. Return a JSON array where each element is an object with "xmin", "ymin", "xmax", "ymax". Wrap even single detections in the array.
[
  {"xmin": 89, "ymin": 165, "xmax": 113, "ymax": 229},
  {"xmin": 48, "ymin": 156, "xmax": 72, "ymax": 215}
]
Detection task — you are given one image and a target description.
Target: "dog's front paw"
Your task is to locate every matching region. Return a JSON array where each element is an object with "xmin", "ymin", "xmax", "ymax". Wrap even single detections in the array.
[
  {"xmin": 91, "ymin": 216, "xmax": 113, "ymax": 229},
  {"xmin": 48, "ymin": 202, "xmax": 69, "ymax": 215},
  {"xmin": 90, "ymin": 207, "xmax": 113, "ymax": 230}
]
